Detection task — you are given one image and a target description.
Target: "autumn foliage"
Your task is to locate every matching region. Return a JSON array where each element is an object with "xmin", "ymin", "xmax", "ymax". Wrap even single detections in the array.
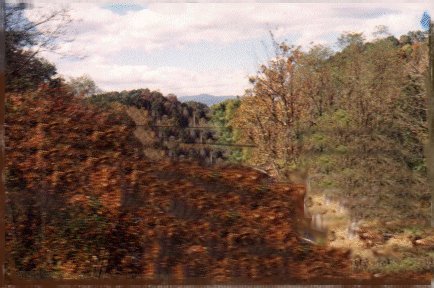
[{"xmin": 5, "ymin": 86, "xmax": 356, "ymax": 282}]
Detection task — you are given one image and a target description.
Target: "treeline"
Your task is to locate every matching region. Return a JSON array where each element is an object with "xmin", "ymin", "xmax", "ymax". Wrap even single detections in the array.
[
  {"xmin": 88, "ymin": 89, "xmax": 244, "ymax": 164},
  {"xmin": 4, "ymin": 1, "xmax": 245, "ymax": 165},
  {"xmin": 229, "ymin": 29, "xmax": 429, "ymax": 226}
]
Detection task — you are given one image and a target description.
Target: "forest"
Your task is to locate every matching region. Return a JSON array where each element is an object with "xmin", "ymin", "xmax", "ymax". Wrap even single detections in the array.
[{"xmin": 3, "ymin": 3, "xmax": 433, "ymax": 284}]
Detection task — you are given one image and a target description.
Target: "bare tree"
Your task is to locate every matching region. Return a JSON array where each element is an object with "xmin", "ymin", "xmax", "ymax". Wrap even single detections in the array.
[{"xmin": 5, "ymin": 2, "xmax": 73, "ymax": 91}]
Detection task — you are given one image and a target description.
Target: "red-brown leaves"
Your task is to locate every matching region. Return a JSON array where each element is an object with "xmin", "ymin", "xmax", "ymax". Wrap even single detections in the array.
[{"xmin": 5, "ymin": 88, "xmax": 353, "ymax": 282}]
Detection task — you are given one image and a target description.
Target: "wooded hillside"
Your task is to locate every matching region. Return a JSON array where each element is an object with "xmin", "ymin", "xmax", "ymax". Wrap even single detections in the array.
[{"xmin": 6, "ymin": 87, "xmax": 356, "ymax": 282}]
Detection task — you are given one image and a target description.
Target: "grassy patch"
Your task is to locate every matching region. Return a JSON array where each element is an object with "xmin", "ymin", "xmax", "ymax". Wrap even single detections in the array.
[{"xmin": 370, "ymin": 255, "xmax": 434, "ymax": 274}]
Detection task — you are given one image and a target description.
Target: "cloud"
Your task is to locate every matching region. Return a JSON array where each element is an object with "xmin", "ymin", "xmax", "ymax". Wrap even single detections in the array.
[
  {"xmin": 25, "ymin": 1, "xmax": 434, "ymax": 96},
  {"xmin": 28, "ymin": 2, "xmax": 434, "ymax": 55},
  {"xmin": 54, "ymin": 56, "xmax": 249, "ymax": 96}
]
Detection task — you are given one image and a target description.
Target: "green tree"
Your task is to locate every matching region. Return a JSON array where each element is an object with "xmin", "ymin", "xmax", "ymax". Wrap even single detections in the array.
[
  {"xmin": 308, "ymin": 31, "xmax": 429, "ymax": 223},
  {"xmin": 210, "ymin": 98, "xmax": 244, "ymax": 162},
  {"xmin": 68, "ymin": 74, "xmax": 103, "ymax": 97},
  {"xmin": 234, "ymin": 29, "xmax": 429, "ymax": 224}
]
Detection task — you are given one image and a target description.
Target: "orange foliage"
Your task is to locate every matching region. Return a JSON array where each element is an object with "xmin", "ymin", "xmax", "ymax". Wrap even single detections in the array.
[{"xmin": 5, "ymin": 86, "xmax": 356, "ymax": 283}]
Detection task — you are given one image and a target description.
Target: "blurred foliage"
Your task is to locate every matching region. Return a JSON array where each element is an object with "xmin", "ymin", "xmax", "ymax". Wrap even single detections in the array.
[{"xmin": 5, "ymin": 86, "xmax": 354, "ymax": 281}]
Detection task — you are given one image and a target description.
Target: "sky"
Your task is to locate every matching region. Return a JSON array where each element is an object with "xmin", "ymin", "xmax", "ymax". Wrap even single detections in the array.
[{"xmin": 24, "ymin": 1, "xmax": 434, "ymax": 97}]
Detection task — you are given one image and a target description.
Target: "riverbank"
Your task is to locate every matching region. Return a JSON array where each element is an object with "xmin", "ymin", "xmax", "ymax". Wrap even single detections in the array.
[{"xmin": 304, "ymin": 188, "xmax": 434, "ymax": 277}]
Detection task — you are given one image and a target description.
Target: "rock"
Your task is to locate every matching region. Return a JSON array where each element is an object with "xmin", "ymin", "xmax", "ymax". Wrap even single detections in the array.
[
  {"xmin": 413, "ymin": 236, "xmax": 434, "ymax": 248},
  {"xmin": 311, "ymin": 213, "xmax": 326, "ymax": 231}
]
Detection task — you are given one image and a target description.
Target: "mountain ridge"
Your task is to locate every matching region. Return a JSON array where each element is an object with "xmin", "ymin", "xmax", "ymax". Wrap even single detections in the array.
[{"xmin": 179, "ymin": 94, "xmax": 238, "ymax": 106}]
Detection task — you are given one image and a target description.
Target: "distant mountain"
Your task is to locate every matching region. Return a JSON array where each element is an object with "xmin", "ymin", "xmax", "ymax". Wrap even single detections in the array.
[{"xmin": 179, "ymin": 94, "xmax": 238, "ymax": 106}]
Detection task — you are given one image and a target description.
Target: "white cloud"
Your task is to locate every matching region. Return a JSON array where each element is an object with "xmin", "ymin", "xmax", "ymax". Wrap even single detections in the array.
[
  {"xmin": 25, "ymin": 1, "xmax": 434, "ymax": 96},
  {"xmin": 30, "ymin": 2, "xmax": 434, "ymax": 56},
  {"xmin": 55, "ymin": 56, "xmax": 248, "ymax": 96}
]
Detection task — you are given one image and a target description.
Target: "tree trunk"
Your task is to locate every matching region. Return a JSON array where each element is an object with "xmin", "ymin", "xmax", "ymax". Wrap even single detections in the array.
[{"xmin": 428, "ymin": 22, "xmax": 434, "ymax": 227}]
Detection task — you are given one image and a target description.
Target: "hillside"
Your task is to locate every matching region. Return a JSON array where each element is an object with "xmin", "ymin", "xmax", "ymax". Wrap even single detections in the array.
[
  {"xmin": 5, "ymin": 85, "xmax": 433, "ymax": 284},
  {"xmin": 5, "ymin": 87, "xmax": 355, "ymax": 283},
  {"xmin": 88, "ymin": 89, "xmax": 240, "ymax": 164}
]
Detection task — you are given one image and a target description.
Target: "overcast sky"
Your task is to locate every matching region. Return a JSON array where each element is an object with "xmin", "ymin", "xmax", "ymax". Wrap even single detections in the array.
[{"xmin": 26, "ymin": 1, "xmax": 434, "ymax": 97}]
